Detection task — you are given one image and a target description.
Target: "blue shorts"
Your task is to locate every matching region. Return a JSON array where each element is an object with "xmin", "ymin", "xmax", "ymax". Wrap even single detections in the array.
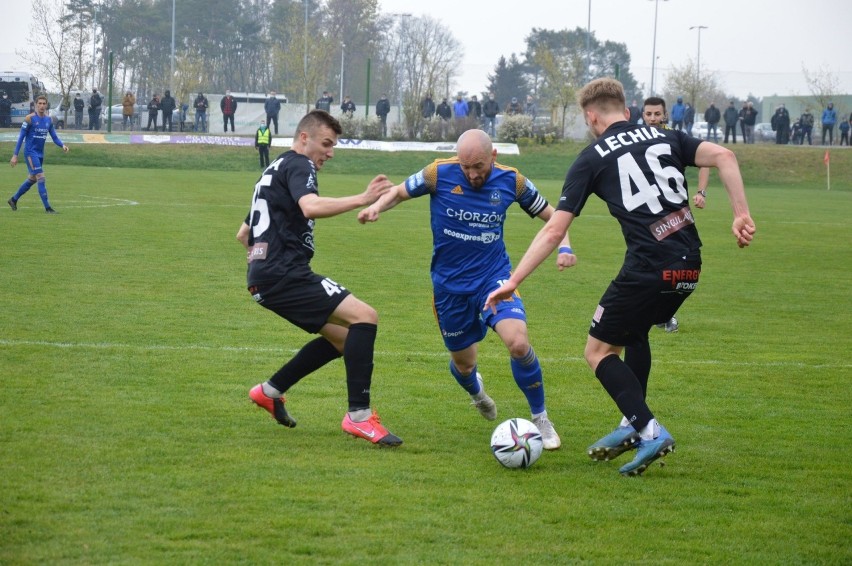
[
  {"xmin": 24, "ymin": 154, "xmax": 44, "ymax": 176},
  {"xmin": 433, "ymin": 282, "xmax": 527, "ymax": 352}
]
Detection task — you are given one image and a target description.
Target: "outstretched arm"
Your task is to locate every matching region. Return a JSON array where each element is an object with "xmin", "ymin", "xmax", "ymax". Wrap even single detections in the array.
[
  {"xmin": 357, "ymin": 182, "xmax": 411, "ymax": 224},
  {"xmin": 299, "ymin": 174, "xmax": 393, "ymax": 219},
  {"xmin": 536, "ymin": 204, "xmax": 576, "ymax": 270},
  {"xmin": 694, "ymin": 142, "xmax": 755, "ymax": 248},
  {"xmin": 484, "ymin": 209, "xmax": 575, "ymax": 313}
]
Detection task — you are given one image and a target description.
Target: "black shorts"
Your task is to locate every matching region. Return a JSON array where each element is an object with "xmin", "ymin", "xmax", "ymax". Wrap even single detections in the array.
[
  {"xmin": 248, "ymin": 271, "xmax": 351, "ymax": 333},
  {"xmin": 589, "ymin": 255, "xmax": 702, "ymax": 347}
]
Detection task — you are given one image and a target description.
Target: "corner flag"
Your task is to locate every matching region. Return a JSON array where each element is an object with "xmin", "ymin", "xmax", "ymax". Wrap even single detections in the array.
[{"xmin": 824, "ymin": 150, "xmax": 830, "ymax": 191}]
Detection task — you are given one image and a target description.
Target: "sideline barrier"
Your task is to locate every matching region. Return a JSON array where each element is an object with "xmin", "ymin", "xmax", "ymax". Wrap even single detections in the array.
[{"xmin": 0, "ymin": 131, "xmax": 521, "ymax": 154}]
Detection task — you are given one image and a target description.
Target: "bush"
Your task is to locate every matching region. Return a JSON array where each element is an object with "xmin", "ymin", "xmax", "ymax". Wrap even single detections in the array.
[
  {"xmin": 360, "ymin": 116, "xmax": 383, "ymax": 140},
  {"xmin": 390, "ymin": 122, "xmax": 408, "ymax": 141},
  {"xmin": 339, "ymin": 114, "xmax": 358, "ymax": 139},
  {"xmin": 419, "ymin": 119, "xmax": 443, "ymax": 142},
  {"xmin": 497, "ymin": 114, "xmax": 534, "ymax": 143}
]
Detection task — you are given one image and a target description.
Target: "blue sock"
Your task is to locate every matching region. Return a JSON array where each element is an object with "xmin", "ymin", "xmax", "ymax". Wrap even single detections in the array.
[
  {"xmin": 37, "ymin": 179, "xmax": 50, "ymax": 209},
  {"xmin": 511, "ymin": 347, "xmax": 546, "ymax": 415},
  {"xmin": 449, "ymin": 360, "xmax": 480, "ymax": 395},
  {"xmin": 13, "ymin": 179, "xmax": 35, "ymax": 201}
]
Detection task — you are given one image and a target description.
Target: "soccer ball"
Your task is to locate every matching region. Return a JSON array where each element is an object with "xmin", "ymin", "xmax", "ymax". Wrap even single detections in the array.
[{"xmin": 490, "ymin": 418, "xmax": 543, "ymax": 469}]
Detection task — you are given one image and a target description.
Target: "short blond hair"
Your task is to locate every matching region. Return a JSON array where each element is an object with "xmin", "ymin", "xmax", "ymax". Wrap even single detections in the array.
[{"xmin": 577, "ymin": 78, "xmax": 626, "ymax": 114}]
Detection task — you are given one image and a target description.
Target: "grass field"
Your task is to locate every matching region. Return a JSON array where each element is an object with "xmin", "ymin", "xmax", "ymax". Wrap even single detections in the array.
[{"xmin": 0, "ymin": 142, "xmax": 850, "ymax": 564}]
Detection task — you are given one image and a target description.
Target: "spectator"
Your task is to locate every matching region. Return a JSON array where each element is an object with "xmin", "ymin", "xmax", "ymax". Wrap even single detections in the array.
[
  {"xmin": 315, "ymin": 90, "xmax": 333, "ymax": 112},
  {"xmin": 723, "ymin": 101, "xmax": 739, "ymax": 143},
  {"xmin": 254, "ymin": 120, "xmax": 271, "ymax": 169},
  {"xmin": 790, "ymin": 119, "xmax": 802, "ymax": 145},
  {"xmin": 799, "ymin": 107, "xmax": 815, "ymax": 145},
  {"xmin": 670, "ymin": 96, "xmax": 685, "ymax": 130},
  {"xmin": 88, "ymin": 88, "xmax": 102, "ymax": 131},
  {"xmin": 821, "ymin": 102, "xmax": 837, "ymax": 145},
  {"xmin": 193, "ymin": 92, "xmax": 209, "ymax": 132},
  {"xmin": 436, "ymin": 97, "xmax": 451, "ymax": 138},
  {"xmin": 375, "ymin": 93, "xmax": 390, "ymax": 137},
  {"xmin": 505, "ymin": 97, "xmax": 522, "ymax": 115},
  {"xmin": 524, "ymin": 95, "xmax": 537, "ymax": 119},
  {"xmin": 482, "ymin": 93, "xmax": 499, "ymax": 137},
  {"xmin": 122, "ymin": 90, "xmax": 136, "ymax": 131},
  {"xmin": 741, "ymin": 101, "xmax": 759, "ymax": 144},
  {"xmin": 146, "ymin": 94, "xmax": 160, "ymax": 131},
  {"xmin": 771, "ymin": 104, "xmax": 790, "ymax": 144},
  {"xmin": 453, "ymin": 94, "xmax": 468, "ymax": 123},
  {"xmin": 627, "ymin": 99, "xmax": 641, "ymax": 124},
  {"xmin": 468, "ymin": 95, "xmax": 482, "ymax": 122},
  {"xmin": 420, "ymin": 93, "xmax": 435, "ymax": 121},
  {"xmin": 340, "ymin": 95, "xmax": 356, "ymax": 117},
  {"xmin": 73, "ymin": 92, "xmax": 84, "ymax": 129},
  {"xmin": 684, "ymin": 102, "xmax": 695, "ymax": 136},
  {"xmin": 265, "ymin": 91, "xmax": 282, "ymax": 134},
  {"xmin": 220, "ymin": 90, "xmax": 237, "ymax": 132},
  {"xmin": 738, "ymin": 101, "xmax": 748, "ymax": 141},
  {"xmin": 839, "ymin": 117, "xmax": 850, "ymax": 146},
  {"xmin": 436, "ymin": 97, "xmax": 451, "ymax": 120},
  {"xmin": 0, "ymin": 91, "xmax": 11, "ymax": 128},
  {"xmin": 160, "ymin": 89, "xmax": 176, "ymax": 132},
  {"xmin": 704, "ymin": 102, "xmax": 720, "ymax": 142},
  {"xmin": 179, "ymin": 103, "xmax": 188, "ymax": 132}
]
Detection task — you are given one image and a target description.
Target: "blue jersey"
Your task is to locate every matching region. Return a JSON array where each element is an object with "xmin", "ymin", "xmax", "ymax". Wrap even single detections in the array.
[
  {"xmin": 14, "ymin": 113, "xmax": 64, "ymax": 158},
  {"xmin": 404, "ymin": 158, "xmax": 548, "ymax": 294}
]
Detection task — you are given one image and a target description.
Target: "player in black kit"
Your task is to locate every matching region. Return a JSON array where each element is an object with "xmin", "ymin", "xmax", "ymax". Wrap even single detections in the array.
[
  {"xmin": 486, "ymin": 78, "xmax": 755, "ymax": 475},
  {"xmin": 237, "ymin": 110, "xmax": 403, "ymax": 446}
]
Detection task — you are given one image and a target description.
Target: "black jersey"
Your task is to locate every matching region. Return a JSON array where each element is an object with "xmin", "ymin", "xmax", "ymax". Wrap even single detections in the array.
[
  {"xmin": 245, "ymin": 150, "xmax": 318, "ymax": 285},
  {"xmin": 558, "ymin": 121, "xmax": 704, "ymax": 269}
]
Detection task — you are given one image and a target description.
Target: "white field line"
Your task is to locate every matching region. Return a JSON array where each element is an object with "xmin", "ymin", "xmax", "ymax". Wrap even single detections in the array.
[{"xmin": 0, "ymin": 338, "xmax": 847, "ymax": 369}]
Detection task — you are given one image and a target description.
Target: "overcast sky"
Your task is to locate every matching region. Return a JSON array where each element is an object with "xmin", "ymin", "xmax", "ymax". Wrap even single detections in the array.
[{"xmin": 3, "ymin": 0, "xmax": 851, "ymax": 100}]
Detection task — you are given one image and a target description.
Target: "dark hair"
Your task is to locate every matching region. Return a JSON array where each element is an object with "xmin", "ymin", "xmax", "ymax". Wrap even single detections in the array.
[
  {"xmin": 296, "ymin": 109, "xmax": 342, "ymax": 136},
  {"xmin": 643, "ymin": 96, "xmax": 666, "ymax": 111}
]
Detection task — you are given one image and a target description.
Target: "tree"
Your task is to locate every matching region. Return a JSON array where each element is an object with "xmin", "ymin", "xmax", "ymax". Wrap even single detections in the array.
[
  {"xmin": 484, "ymin": 54, "xmax": 529, "ymax": 108},
  {"xmin": 59, "ymin": 0, "xmax": 95, "ymax": 90},
  {"xmin": 661, "ymin": 59, "xmax": 727, "ymax": 115},
  {"xmin": 377, "ymin": 15, "xmax": 462, "ymax": 137},
  {"xmin": 18, "ymin": 0, "xmax": 83, "ymax": 123},
  {"xmin": 323, "ymin": 0, "xmax": 382, "ymax": 104},
  {"xmin": 532, "ymin": 45, "xmax": 584, "ymax": 136},
  {"xmin": 523, "ymin": 28, "xmax": 642, "ymax": 107},
  {"xmin": 801, "ymin": 64, "xmax": 842, "ymax": 114}
]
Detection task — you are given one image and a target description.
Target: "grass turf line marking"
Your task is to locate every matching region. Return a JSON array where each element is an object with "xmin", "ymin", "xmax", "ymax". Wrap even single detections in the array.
[{"xmin": 0, "ymin": 338, "xmax": 847, "ymax": 369}]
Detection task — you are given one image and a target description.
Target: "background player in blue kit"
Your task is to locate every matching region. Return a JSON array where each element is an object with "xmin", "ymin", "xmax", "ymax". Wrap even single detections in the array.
[
  {"xmin": 358, "ymin": 128, "xmax": 576, "ymax": 450},
  {"xmin": 8, "ymin": 95, "xmax": 69, "ymax": 214},
  {"xmin": 486, "ymin": 78, "xmax": 755, "ymax": 476},
  {"xmin": 238, "ymin": 110, "xmax": 402, "ymax": 447}
]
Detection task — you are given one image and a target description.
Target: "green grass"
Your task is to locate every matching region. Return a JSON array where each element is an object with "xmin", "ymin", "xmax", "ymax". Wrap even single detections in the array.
[{"xmin": 0, "ymin": 144, "xmax": 850, "ymax": 564}]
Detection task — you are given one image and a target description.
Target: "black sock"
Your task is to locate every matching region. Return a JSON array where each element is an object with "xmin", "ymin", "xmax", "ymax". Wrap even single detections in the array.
[
  {"xmin": 268, "ymin": 337, "xmax": 341, "ymax": 393},
  {"xmin": 344, "ymin": 323, "xmax": 377, "ymax": 411},
  {"xmin": 595, "ymin": 354, "xmax": 654, "ymax": 432},
  {"xmin": 624, "ymin": 333, "xmax": 652, "ymax": 398}
]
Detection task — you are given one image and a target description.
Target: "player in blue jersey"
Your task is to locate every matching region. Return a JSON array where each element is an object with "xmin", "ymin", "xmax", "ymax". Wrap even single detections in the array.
[
  {"xmin": 8, "ymin": 95, "xmax": 68, "ymax": 214},
  {"xmin": 358, "ymin": 128, "xmax": 576, "ymax": 450},
  {"xmin": 486, "ymin": 78, "xmax": 755, "ymax": 476}
]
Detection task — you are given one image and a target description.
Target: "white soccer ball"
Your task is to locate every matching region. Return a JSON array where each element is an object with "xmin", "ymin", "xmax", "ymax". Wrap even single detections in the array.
[{"xmin": 490, "ymin": 418, "xmax": 543, "ymax": 469}]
